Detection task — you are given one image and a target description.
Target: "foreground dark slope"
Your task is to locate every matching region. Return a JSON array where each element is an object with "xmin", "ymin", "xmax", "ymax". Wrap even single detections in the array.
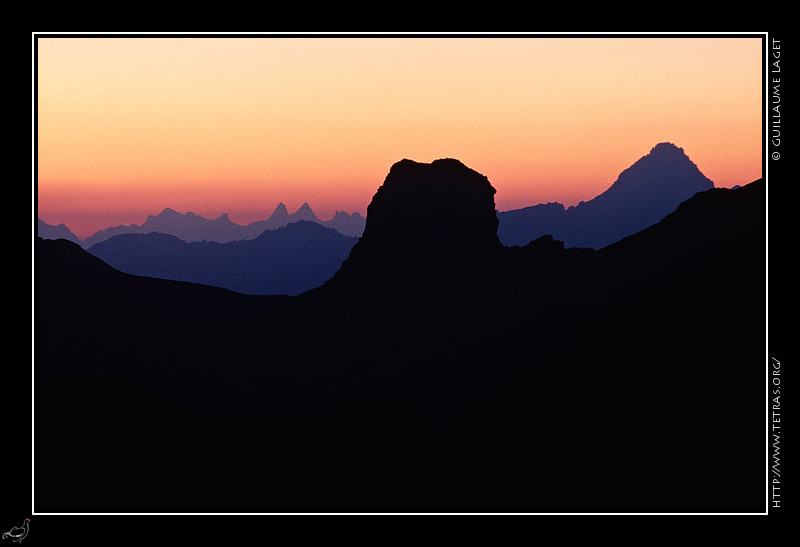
[
  {"xmin": 35, "ymin": 238, "xmax": 300, "ymax": 510},
  {"xmin": 34, "ymin": 160, "xmax": 765, "ymax": 512}
]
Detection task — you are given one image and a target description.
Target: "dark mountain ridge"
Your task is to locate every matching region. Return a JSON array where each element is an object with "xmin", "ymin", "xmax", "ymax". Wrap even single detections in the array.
[
  {"xmin": 87, "ymin": 220, "xmax": 358, "ymax": 296},
  {"xmin": 34, "ymin": 158, "xmax": 765, "ymax": 513}
]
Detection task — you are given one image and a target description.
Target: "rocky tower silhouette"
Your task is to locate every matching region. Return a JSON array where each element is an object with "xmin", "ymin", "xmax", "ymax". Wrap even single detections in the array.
[{"xmin": 324, "ymin": 158, "xmax": 502, "ymax": 297}]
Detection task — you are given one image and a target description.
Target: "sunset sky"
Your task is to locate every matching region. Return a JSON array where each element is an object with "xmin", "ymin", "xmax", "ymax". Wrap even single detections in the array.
[{"xmin": 35, "ymin": 34, "xmax": 764, "ymax": 239}]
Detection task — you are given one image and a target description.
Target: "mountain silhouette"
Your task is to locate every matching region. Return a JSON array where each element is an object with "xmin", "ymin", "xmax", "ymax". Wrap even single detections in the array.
[
  {"xmin": 40, "ymin": 142, "xmax": 706, "ymax": 252},
  {"xmin": 34, "ymin": 158, "xmax": 765, "ymax": 513},
  {"xmin": 36, "ymin": 218, "xmax": 80, "ymax": 244},
  {"xmin": 498, "ymin": 142, "xmax": 715, "ymax": 248},
  {"xmin": 293, "ymin": 202, "xmax": 317, "ymax": 221},
  {"xmin": 268, "ymin": 202, "xmax": 290, "ymax": 223},
  {"xmin": 77, "ymin": 203, "xmax": 366, "ymax": 248},
  {"xmin": 325, "ymin": 210, "xmax": 366, "ymax": 237},
  {"xmin": 240, "ymin": 202, "xmax": 366, "ymax": 240},
  {"xmin": 321, "ymin": 158, "xmax": 503, "ymax": 301},
  {"xmin": 87, "ymin": 220, "xmax": 358, "ymax": 296},
  {"xmin": 79, "ymin": 207, "xmax": 243, "ymax": 247}
]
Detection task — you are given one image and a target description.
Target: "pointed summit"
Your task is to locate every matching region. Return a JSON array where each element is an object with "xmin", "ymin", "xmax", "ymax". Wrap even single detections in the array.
[
  {"xmin": 606, "ymin": 142, "xmax": 714, "ymax": 195},
  {"xmin": 269, "ymin": 202, "xmax": 289, "ymax": 220},
  {"xmin": 292, "ymin": 202, "xmax": 318, "ymax": 222},
  {"xmin": 498, "ymin": 143, "xmax": 717, "ymax": 249}
]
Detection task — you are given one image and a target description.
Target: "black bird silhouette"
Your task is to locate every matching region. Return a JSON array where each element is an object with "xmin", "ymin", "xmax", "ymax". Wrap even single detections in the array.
[{"xmin": 2, "ymin": 519, "xmax": 29, "ymax": 543}]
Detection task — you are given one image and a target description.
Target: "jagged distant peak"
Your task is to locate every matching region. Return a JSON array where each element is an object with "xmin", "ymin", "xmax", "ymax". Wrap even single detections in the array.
[
  {"xmin": 145, "ymin": 207, "xmax": 183, "ymax": 222},
  {"xmin": 271, "ymin": 202, "xmax": 289, "ymax": 216},
  {"xmin": 332, "ymin": 210, "xmax": 363, "ymax": 219},
  {"xmin": 148, "ymin": 208, "xmax": 207, "ymax": 221},
  {"xmin": 38, "ymin": 218, "xmax": 68, "ymax": 229},
  {"xmin": 292, "ymin": 202, "xmax": 318, "ymax": 220},
  {"xmin": 37, "ymin": 218, "xmax": 80, "ymax": 243}
]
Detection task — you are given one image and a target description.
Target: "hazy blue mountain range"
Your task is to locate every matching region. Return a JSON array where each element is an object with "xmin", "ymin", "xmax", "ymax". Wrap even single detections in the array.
[
  {"xmin": 37, "ymin": 219, "xmax": 80, "ymax": 244},
  {"xmin": 45, "ymin": 202, "xmax": 366, "ymax": 249},
  {"xmin": 87, "ymin": 220, "xmax": 358, "ymax": 296},
  {"xmin": 497, "ymin": 142, "xmax": 716, "ymax": 248}
]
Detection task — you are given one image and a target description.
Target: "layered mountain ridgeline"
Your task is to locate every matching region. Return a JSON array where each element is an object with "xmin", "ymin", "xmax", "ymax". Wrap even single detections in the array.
[
  {"xmin": 46, "ymin": 202, "xmax": 366, "ymax": 249},
  {"xmin": 37, "ymin": 218, "xmax": 80, "ymax": 244},
  {"xmin": 39, "ymin": 142, "xmax": 713, "ymax": 253},
  {"xmin": 87, "ymin": 221, "xmax": 358, "ymax": 296},
  {"xmin": 34, "ymin": 158, "xmax": 765, "ymax": 513},
  {"xmin": 497, "ymin": 143, "xmax": 716, "ymax": 248}
]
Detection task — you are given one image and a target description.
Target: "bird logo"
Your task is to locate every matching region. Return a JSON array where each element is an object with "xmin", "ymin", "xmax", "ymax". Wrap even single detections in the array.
[{"xmin": 1, "ymin": 519, "xmax": 29, "ymax": 543}]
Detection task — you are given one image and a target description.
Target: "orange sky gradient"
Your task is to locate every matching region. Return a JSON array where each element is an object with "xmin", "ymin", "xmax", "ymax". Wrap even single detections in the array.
[{"xmin": 35, "ymin": 35, "xmax": 764, "ymax": 239}]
